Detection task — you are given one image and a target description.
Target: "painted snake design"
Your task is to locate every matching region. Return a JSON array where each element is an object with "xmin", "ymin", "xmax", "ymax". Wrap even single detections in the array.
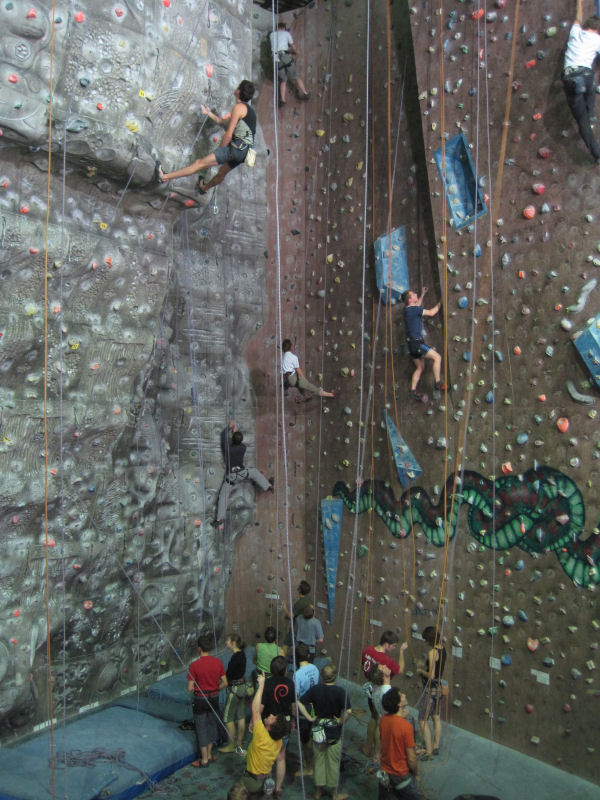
[{"xmin": 333, "ymin": 466, "xmax": 600, "ymax": 587}]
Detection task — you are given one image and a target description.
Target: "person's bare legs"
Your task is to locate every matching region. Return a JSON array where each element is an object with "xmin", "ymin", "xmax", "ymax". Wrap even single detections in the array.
[
  {"xmin": 425, "ymin": 348, "xmax": 442, "ymax": 384},
  {"xmin": 236, "ymin": 717, "xmax": 246, "ymax": 749},
  {"xmin": 275, "ymin": 747, "xmax": 286, "ymax": 792},
  {"xmin": 419, "ymin": 719, "xmax": 433, "ymax": 756},
  {"xmin": 279, "ymin": 78, "xmax": 287, "ymax": 104},
  {"xmin": 433, "ymin": 713, "xmax": 442, "ymax": 751},
  {"xmin": 219, "ymin": 721, "xmax": 236, "ymax": 752},
  {"xmin": 160, "ymin": 153, "xmax": 218, "ymax": 182},
  {"xmin": 411, "ymin": 357, "xmax": 424, "ymax": 392},
  {"xmin": 293, "ymin": 77, "xmax": 309, "ymax": 98},
  {"xmin": 200, "ymin": 163, "xmax": 232, "ymax": 192}
]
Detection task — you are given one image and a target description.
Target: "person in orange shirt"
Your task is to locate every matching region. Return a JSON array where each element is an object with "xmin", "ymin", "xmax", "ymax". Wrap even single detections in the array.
[{"xmin": 378, "ymin": 688, "xmax": 426, "ymax": 799}]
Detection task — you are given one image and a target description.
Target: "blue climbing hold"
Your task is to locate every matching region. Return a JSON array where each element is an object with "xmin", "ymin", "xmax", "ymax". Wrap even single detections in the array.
[{"xmin": 501, "ymin": 654, "xmax": 512, "ymax": 666}]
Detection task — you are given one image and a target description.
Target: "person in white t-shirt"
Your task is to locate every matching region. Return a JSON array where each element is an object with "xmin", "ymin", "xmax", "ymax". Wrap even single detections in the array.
[
  {"xmin": 281, "ymin": 339, "xmax": 336, "ymax": 401},
  {"xmin": 269, "ymin": 22, "xmax": 310, "ymax": 107},
  {"xmin": 562, "ymin": 0, "xmax": 600, "ymax": 163}
]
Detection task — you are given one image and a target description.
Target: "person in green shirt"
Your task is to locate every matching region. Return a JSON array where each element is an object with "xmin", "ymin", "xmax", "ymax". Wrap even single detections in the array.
[{"xmin": 254, "ymin": 626, "xmax": 284, "ymax": 678}]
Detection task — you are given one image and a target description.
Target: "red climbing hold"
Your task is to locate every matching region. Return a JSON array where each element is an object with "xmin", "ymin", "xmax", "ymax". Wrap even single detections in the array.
[
  {"xmin": 532, "ymin": 184, "xmax": 545, "ymax": 195},
  {"xmin": 26, "ymin": 8, "xmax": 37, "ymax": 18},
  {"xmin": 162, "ymin": 0, "xmax": 171, "ymax": 5},
  {"xmin": 538, "ymin": 146, "xmax": 552, "ymax": 159},
  {"xmin": 525, "ymin": 59, "xmax": 536, "ymax": 69},
  {"xmin": 8, "ymin": 74, "xmax": 18, "ymax": 84},
  {"xmin": 556, "ymin": 417, "xmax": 569, "ymax": 433},
  {"xmin": 115, "ymin": 7, "xmax": 124, "ymax": 17},
  {"xmin": 525, "ymin": 704, "xmax": 534, "ymax": 714},
  {"xmin": 471, "ymin": 8, "xmax": 484, "ymax": 19},
  {"xmin": 74, "ymin": 11, "xmax": 85, "ymax": 22},
  {"xmin": 206, "ymin": 64, "xmax": 213, "ymax": 78},
  {"xmin": 527, "ymin": 637, "xmax": 540, "ymax": 652}
]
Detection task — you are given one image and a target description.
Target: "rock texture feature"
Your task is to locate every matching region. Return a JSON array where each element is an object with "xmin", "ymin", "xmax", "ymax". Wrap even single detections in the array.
[{"xmin": 0, "ymin": 0, "xmax": 266, "ymax": 736}]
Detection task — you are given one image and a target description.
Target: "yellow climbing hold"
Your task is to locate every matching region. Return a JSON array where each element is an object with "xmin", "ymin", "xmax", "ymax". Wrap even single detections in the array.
[
  {"xmin": 316, "ymin": 129, "xmax": 325, "ymax": 137},
  {"xmin": 343, "ymin": 113, "xmax": 354, "ymax": 122},
  {"xmin": 126, "ymin": 119, "xmax": 139, "ymax": 132}
]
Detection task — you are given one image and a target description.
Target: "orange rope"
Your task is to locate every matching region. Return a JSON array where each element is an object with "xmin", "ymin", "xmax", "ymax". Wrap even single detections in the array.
[{"xmin": 43, "ymin": 4, "xmax": 58, "ymax": 797}]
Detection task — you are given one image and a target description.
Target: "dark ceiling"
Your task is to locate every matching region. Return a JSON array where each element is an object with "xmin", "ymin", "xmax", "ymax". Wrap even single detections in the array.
[{"xmin": 254, "ymin": 0, "xmax": 315, "ymax": 11}]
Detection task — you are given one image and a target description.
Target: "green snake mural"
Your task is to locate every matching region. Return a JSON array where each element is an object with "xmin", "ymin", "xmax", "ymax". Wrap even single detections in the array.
[{"xmin": 333, "ymin": 466, "xmax": 600, "ymax": 588}]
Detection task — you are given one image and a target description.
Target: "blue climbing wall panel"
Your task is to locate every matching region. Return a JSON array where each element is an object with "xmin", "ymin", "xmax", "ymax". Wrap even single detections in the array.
[
  {"xmin": 573, "ymin": 313, "xmax": 600, "ymax": 389},
  {"xmin": 373, "ymin": 226, "xmax": 409, "ymax": 304},
  {"xmin": 384, "ymin": 411, "xmax": 422, "ymax": 488},
  {"xmin": 321, "ymin": 499, "xmax": 343, "ymax": 624},
  {"xmin": 434, "ymin": 133, "xmax": 487, "ymax": 230}
]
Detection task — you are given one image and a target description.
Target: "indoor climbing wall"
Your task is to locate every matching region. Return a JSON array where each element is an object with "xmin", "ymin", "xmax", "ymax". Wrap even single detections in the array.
[
  {"xmin": 0, "ymin": 0, "xmax": 267, "ymax": 739},
  {"xmin": 404, "ymin": 0, "xmax": 599, "ymax": 783},
  {"xmin": 229, "ymin": 0, "xmax": 598, "ymax": 789}
]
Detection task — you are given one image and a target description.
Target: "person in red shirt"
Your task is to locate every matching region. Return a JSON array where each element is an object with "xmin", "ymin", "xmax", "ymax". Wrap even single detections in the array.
[
  {"xmin": 187, "ymin": 634, "xmax": 228, "ymax": 767},
  {"xmin": 361, "ymin": 631, "xmax": 408, "ymax": 758},
  {"xmin": 378, "ymin": 688, "xmax": 425, "ymax": 799}
]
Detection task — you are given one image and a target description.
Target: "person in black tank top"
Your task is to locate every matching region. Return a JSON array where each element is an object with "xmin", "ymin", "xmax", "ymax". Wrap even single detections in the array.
[
  {"xmin": 159, "ymin": 80, "xmax": 257, "ymax": 194},
  {"xmin": 416, "ymin": 626, "xmax": 447, "ymax": 759}
]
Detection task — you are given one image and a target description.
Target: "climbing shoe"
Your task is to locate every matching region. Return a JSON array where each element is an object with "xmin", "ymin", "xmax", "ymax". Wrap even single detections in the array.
[
  {"xmin": 434, "ymin": 381, "xmax": 447, "ymax": 391},
  {"xmin": 410, "ymin": 389, "xmax": 423, "ymax": 401}
]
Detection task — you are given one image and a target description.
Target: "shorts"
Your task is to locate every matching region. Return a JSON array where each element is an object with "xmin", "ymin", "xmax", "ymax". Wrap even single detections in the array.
[
  {"xmin": 223, "ymin": 687, "xmax": 246, "ymax": 723},
  {"xmin": 407, "ymin": 339, "xmax": 430, "ymax": 359},
  {"xmin": 214, "ymin": 143, "xmax": 248, "ymax": 170},
  {"xmin": 277, "ymin": 54, "xmax": 297, "ymax": 82},
  {"xmin": 417, "ymin": 685, "xmax": 445, "ymax": 721}
]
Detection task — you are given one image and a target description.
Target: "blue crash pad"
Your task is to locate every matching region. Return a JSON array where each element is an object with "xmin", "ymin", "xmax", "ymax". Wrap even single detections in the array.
[
  {"xmin": 321, "ymin": 499, "xmax": 343, "ymax": 623},
  {"xmin": 373, "ymin": 226, "xmax": 409, "ymax": 304},
  {"xmin": 434, "ymin": 133, "xmax": 487, "ymax": 230},
  {"xmin": 384, "ymin": 411, "xmax": 422, "ymax": 488},
  {"xmin": 573, "ymin": 313, "xmax": 600, "ymax": 389},
  {"xmin": 0, "ymin": 706, "xmax": 196, "ymax": 800}
]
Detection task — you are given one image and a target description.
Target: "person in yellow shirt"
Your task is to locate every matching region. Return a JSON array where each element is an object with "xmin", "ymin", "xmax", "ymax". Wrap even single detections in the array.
[{"xmin": 243, "ymin": 673, "xmax": 290, "ymax": 795}]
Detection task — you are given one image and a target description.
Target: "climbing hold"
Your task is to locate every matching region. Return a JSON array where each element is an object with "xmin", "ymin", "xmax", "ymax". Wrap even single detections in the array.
[
  {"xmin": 525, "ymin": 704, "xmax": 534, "ymax": 714},
  {"xmin": 556, "ymin": 417, "xmax": 569, "ymax": 433},
  {"xmin": 532, "ymin": 183, "xmax": 545, "ymax": 194},
  {"xmin": 316, "ymin": 130, "xmax": 325, "ymax": 137},
  {"xmin": 83, "ymin": 600, "xmax": 94, "ymax": 610},
  {"xmin": 501, "ymin": 654, "xmax": 512, "ymax": 666},
  {"xmin": 522, "ymin": 205, "xmax": 536, "ymax": 219},
  {"xmin": 538, "ymin": 146, "xmax": 551, "ymax": 159},
  {"xmin": 527, "ymin": 637, "xmax": 540, "ymax": 652}
]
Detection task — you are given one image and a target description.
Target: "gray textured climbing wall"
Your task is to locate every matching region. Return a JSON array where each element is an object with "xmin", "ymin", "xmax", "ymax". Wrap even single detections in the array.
[{"xmin": 0, "ymin": 0, "xmax": 267, "ymax": 738}]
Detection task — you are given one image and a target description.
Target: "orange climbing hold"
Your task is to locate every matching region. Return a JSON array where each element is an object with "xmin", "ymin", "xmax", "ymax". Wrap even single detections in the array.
[
  {"xmin": 537, "ymin": 394, "xmax": 546, "ymax": 402},
  {"xmin": 522, "ymin": 205, "xmax": 535, "ymax": 219},
  {"xmin": 74, "ymin": 11, "xmax": 85, "ymax": 22},
  {"xmin": 513, "ymin": 346, "xmax": 522, "ymax": 356},
  {"xmin": 556, "ymin": 417, "xmax": 569, "ymax": 433},
  {"xmin": 471, "ymin": 8, "xmax": 484, "ymax": 19}
]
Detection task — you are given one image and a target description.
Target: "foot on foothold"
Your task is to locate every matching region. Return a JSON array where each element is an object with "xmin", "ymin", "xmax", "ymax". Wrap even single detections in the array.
[
  {"xmin": 419, "ymin": 752, "xmax": 433, "ymax": 762},
  {"xmin": 278, "ymin": 99, "xmax": 286, "ymax": 107},
  {"xmin": 298, "ymin": 91, "xmax": 310, "ymax": 101},
  {"xmin": 211, "ymin": 518, "xmax": 223, "ymax": 528},
  {"xmin": 268, "ymin": 476, "xmax": 275, "ymax": 489},
  {"xmin": 235, "ymin": 745, "xmax": 247, "ymax": 756},
  {"xmin": 432, "ymin": 747, "xmax": 440, "ymax": 756},
  {"xmin": 434, "ymin": 381, "xmax": 447, "ymax": 391},
  {"xmin": 410, "ymin": 389, "xmax": 424, "ymax": 401}
]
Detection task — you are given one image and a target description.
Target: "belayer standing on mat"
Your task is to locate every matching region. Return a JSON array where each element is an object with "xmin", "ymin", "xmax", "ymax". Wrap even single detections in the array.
[
  {"xmin": 159, "ymin": 80, "xmax": 256, "ymax": 193},
  {"xmin": 562, "ymin": 0, "xmax": 600, "ymax": 164},
  {"xmin": 401, "ymin": 288, "xmax": 447, "ymax": 401}
]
